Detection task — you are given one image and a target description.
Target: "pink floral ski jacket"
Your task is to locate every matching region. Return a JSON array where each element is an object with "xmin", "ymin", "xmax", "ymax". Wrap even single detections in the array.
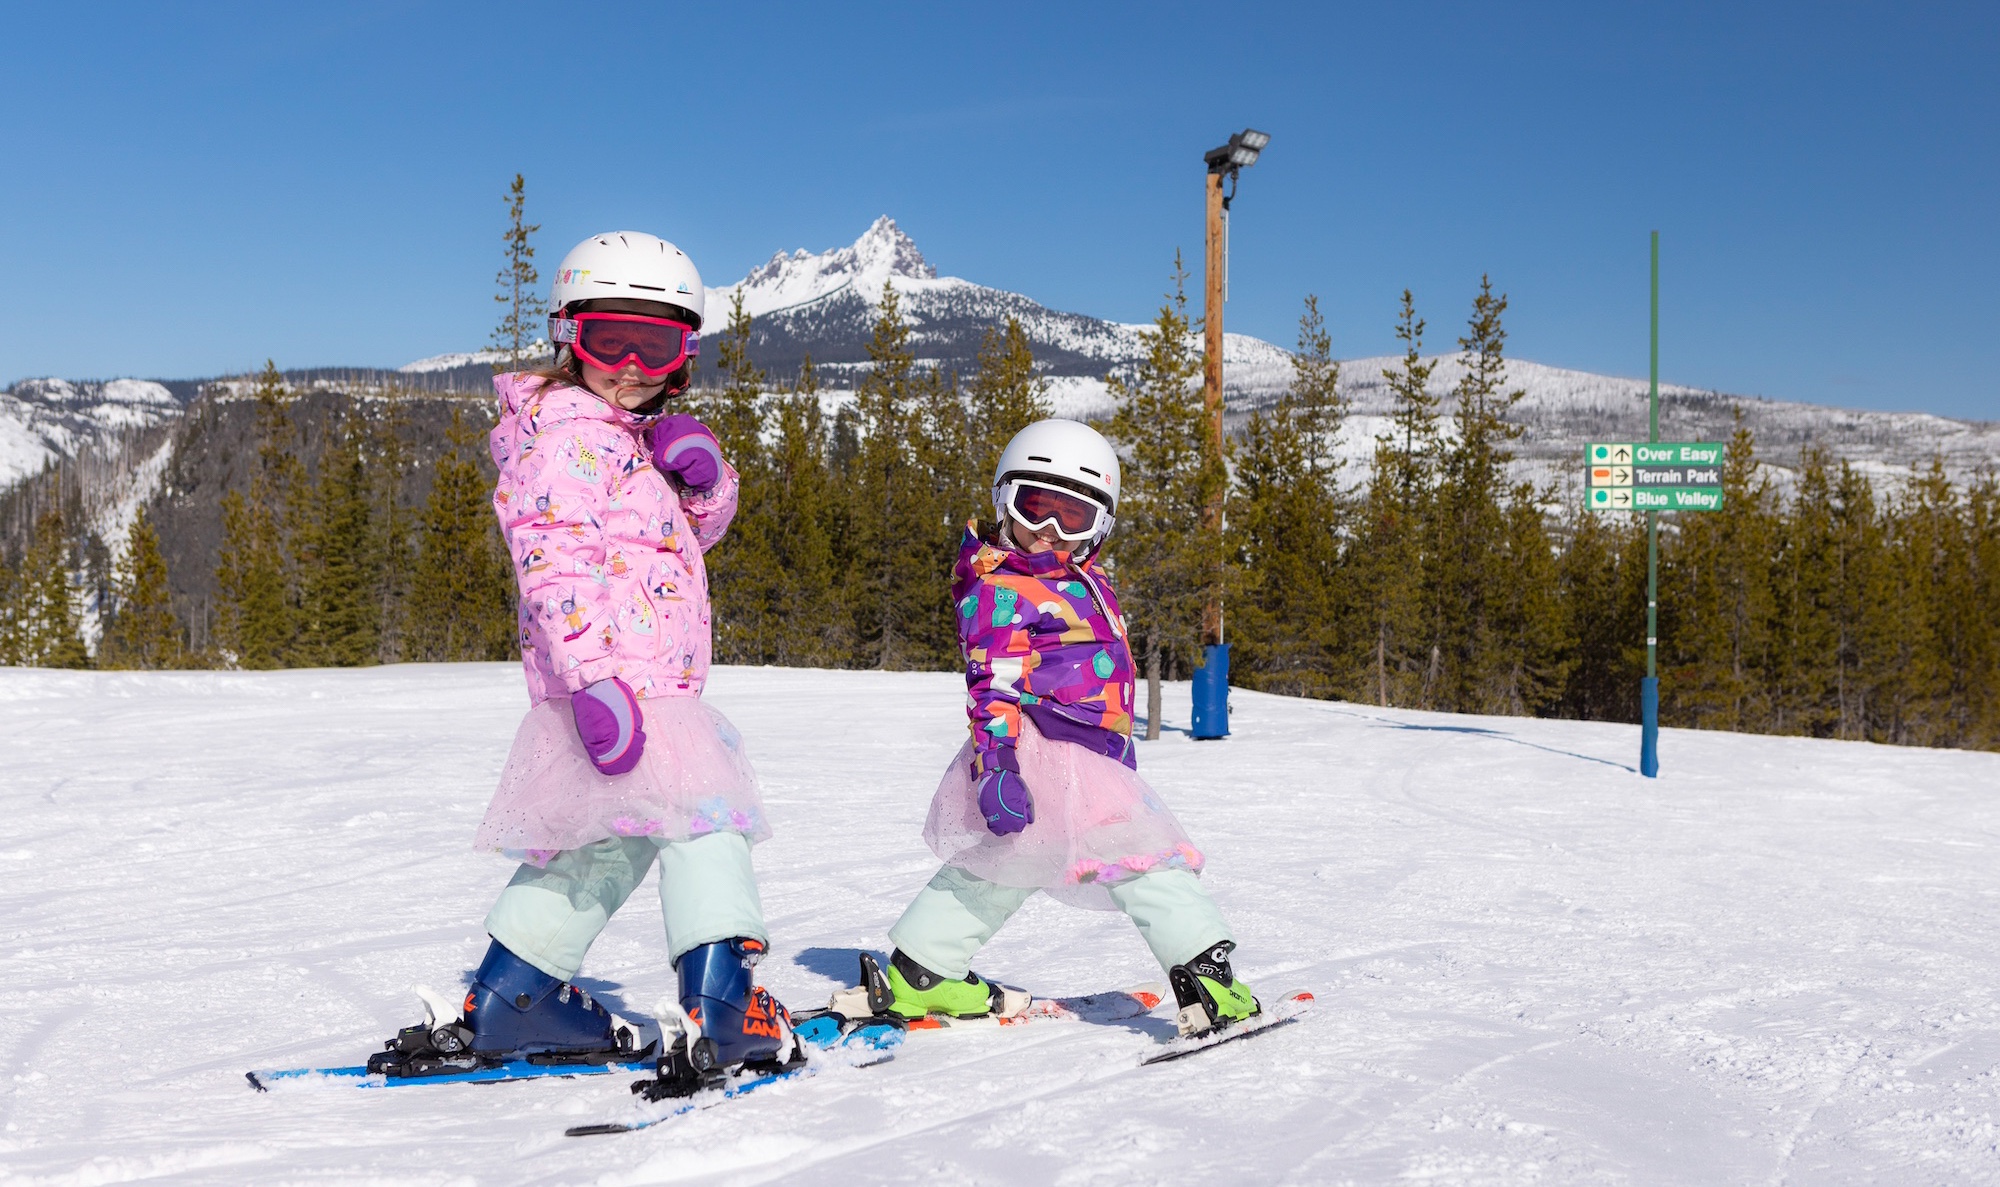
[{"xmin": 487, "ymin": 372, "xmax": 738, "ymax": 704}]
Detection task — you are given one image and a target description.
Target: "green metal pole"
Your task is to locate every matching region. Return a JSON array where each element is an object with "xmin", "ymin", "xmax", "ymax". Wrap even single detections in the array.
[{"xmin": 1641, "ymin": 231, "xmax": 1660, "ymax": 777}]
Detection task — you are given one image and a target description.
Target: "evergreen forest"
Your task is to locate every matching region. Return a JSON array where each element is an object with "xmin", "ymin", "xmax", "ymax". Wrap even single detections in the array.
[{"xmin": 3, "ymin": 273, "xmax": 1996, "ymax": 754}]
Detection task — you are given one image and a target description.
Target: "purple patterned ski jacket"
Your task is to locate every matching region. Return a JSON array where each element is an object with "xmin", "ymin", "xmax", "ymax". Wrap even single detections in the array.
[{"xmin": 954, "ymin": 523, "xmax": 1138, "ymax": 777}]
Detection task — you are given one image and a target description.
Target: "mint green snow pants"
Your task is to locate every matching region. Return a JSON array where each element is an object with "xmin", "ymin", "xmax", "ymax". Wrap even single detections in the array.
[
  {"xmin": 887, "ymin": 864, "xmax": 1232, "ymax": 980},
  {"xmin": 483, "ymin": 832, "xmax": 767, "ymax": 981}
]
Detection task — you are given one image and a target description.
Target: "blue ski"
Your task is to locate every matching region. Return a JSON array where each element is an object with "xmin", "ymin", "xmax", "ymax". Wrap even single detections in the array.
[
  {"xmin": 246, "ymin": 1056, "xmax": 649, "ymax": 1091},
  {"xmin": 564, "ymin": 1019, "xmax": 902, "ymax": 1136},
  {"xmin": 246, "ymin": 1016, "xmax": 899, "ymax": 1094}
]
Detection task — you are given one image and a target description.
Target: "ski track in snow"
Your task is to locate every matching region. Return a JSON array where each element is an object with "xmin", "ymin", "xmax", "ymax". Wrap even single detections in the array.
[{"xmin": 1, "ymin": 665, "xmax": 1997, "ymax": 1185}]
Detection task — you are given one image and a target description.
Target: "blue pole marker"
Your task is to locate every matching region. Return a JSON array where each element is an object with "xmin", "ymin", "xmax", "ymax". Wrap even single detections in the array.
[
  {"xmin": 1190, "ymin": 643, "xmax": 1230, "ymax": 739},
  {"xmin": 1640, "ymin": 676, "xmax": 1659, "ymax": 778}
]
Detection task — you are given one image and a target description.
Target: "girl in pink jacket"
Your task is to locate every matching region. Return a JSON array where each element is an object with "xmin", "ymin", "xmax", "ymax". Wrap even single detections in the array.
[{"xmin": 371, "ymin": 232, "xmax": 795, "ymax": 1087}]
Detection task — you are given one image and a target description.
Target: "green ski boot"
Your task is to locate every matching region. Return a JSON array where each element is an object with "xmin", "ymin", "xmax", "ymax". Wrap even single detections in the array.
[
  {"xmin": 1168, "ymin": 940, "xmax": 1260, "ymax": 1037},
  {"xmin": 886, "ymin": 950, "xmax": 1019, "ymax": 1020}
]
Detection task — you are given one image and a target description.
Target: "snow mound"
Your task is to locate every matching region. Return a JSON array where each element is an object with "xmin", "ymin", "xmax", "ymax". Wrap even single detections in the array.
[{"xmin": 4, "ymin": 663, "xmax": 1997, "ymax": 1182}]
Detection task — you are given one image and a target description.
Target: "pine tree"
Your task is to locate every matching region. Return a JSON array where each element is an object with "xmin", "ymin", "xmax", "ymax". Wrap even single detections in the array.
[
  {"xmin": 703, "ymin": 291, "xmax": 768, "ymax": 467},
  {"xmin": 370, "ymin": 393, "xmax": 416, "ymax": 661},
  {"xmin": 849, "ymin": 281, "xmax": 946, "ymax": 669},
  {"xmin": 766, "ymin": 355, "xmax": 848, "ymax": 667},
  {"xmin": 909, "ymin": 359, "xmax": 980, "ymax": 668},
  {"xmin": 1427, "ymin": 277, "xmax": 1540, "ymax": 713},
  {"xmin": 1228, "ymin": 294, "xmax": 1346, "ymax": 696},
  {"xmin": 491, "ymin": 174, "xmax": 542, "ymax": 373},
  {"xmin": 965, "ymin": 317, "xmax": 1051, "ymax": 467},
  {"xmin": 1493, "ymin": 487, "xmax": 1574, "ymax": 713},
  {"xmin": 1554, "ymin": 504, "xmax": 1645, "ymax": 721},
  {"xmin": 406, "ymin": 407, "xmax": 515, "ymax": 661},
  {"xmin": 1103, "ymin": 254, "xmax": 1209, "ymax": 736},
  {"xmin": 0, "ymin": 551, "xmax": 16, "ymax": 665},
  {"xmin": 296, "ymin": 404, "xmax": 382, "ymax": 666},
  {"xmin": 1344, "ymin": 292, "xmax": 1442, "ymax": 707},
  {"xmin": 1661, "ymin": 418, "xmax": 1777, "ymax": 731},
  {"xmin": 1828, "ymin": 459, "xmax": 1889, "ymax": 739},
  {"xmin": 13, "ymin": 506, "xmax": 90, "ymax": 669},
  {"xmin": 698, "ymin": 292, "xmax": 784, "ymax": 663},
  {"xmin": 1769, "ymin": 446, "xmax": 1843, "ymax": 735},
  {"xmin": 1964, "ymin": 471, "xmax": 2000, "ymax": 747},
  {"xmin": 214, "ymin": 361, "xmax": 300, "ymax": 668},
  {"xmin": 1879, "ymin": 460, "xmax": 1958, "ymax": 745},
  {"xmin": 100, "ymin": 507, "xmax": 183, "ymax": 669}
]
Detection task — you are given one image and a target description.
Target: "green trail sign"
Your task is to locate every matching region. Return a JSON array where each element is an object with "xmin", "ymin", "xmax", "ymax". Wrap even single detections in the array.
[{"xmin": 1586, "ymin": 441, "xmax": 1727, "ymax": 513}]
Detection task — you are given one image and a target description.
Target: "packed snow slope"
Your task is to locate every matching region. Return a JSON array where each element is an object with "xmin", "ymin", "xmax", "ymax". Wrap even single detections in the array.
[{"xmin": 2, "ymin": 665, "xmax": 1997, "ymax": 1186}]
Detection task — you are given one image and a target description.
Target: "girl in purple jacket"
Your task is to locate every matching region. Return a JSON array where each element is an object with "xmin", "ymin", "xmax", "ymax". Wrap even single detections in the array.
[{"xmin": 881, "ymin": 419, "xmax": 1260, "ymax": 1038}]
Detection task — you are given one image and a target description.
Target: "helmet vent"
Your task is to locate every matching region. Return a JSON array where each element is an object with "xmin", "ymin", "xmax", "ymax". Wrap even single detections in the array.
[
  {"xmin": 1079, "ymin": 466, "xmax": 1101, "ymax": 477},
  {"xmin": 628, "ymin": 283, "xmax": 666, "ymax": 291},
  {"xmin": 1027, "ymin": 455, "xmax": 1052, "ymax": 463}
]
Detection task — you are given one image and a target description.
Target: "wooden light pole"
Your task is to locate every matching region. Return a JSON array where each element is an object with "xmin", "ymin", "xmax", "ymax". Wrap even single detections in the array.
[
  {"xmin": 1190, "ymin": 128, "xmax": 1270, "ymax": 741},
  {"xmin": 1200, "ymin": 167, "xmax": 1227, "ymax": 647}
]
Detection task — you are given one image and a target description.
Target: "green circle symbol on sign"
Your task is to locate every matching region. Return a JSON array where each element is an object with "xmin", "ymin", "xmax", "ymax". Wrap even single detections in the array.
[{"xmin": 1592, "ymin": 445, "xmax": 1610, "ymax": 462}]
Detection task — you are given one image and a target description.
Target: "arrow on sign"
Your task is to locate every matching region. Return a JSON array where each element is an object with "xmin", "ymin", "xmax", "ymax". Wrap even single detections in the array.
[
  {"xmin": 1612, "ymin": 467, "xmax": 1631, "ymax": 484},
  {"xmin": 1612, "ymin": 490, "xmax": 1632, "ymax": 508},
  {"xmin": 1613, "ymin": 445, "xmax": 1631, "ymax": 462}
]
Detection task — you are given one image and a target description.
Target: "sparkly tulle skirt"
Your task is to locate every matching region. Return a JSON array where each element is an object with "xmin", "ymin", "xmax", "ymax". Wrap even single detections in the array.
[
  {"xmin": 475, "ymin": 695, "xmax": 769, "ymax": 865},
  {"xmin": 923, "ymin": 717, "xmax": 1204, "ymax": 910}
]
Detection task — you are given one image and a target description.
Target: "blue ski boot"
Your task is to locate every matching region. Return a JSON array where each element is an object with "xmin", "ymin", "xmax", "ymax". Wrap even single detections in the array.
[
  {"xmin": 367, "ymin": 940, "xmax": 650, "ymax": 1077},
  {"xmin": 637, "ymin": 938, "xmax": 800, "ymax": 1100}
]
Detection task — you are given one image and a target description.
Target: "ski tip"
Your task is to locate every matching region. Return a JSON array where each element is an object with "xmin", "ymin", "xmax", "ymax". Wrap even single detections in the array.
[
  {"xmin": 245, "ymin": 1071, "xmax": 267, "ymax": 1093},
  {"xmin": 1133, "ymin": 990, "xmax": 1164, "ymax": 1010}
]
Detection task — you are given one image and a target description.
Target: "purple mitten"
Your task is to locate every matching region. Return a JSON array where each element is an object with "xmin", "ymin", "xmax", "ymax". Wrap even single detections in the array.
[
  {"xmin": 977, "ymin": 768, "xmax": 1034, "ymax": 835},
  {"xmin": 651, "ymin": 415, "xmax": 724, "ymax": 493},
  {"xmin": 571, "ymin": 678, "xmax": 646, "ymax": 775}
]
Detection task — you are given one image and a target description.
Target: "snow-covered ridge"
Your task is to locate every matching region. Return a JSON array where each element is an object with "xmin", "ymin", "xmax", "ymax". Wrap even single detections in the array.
[
  {"xmin": 0, "ymin": 377, "xmax": 180, "ymax": 489},
  {"xmin": 400, "ymin": 340, "xmax": 549, "ymax": 374}
]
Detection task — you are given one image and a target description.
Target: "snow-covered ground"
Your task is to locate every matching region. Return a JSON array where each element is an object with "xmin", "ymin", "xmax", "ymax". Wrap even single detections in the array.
[{"xmin": 2, "ymin": 664, "xmax": 1997, "ymax": 1185}]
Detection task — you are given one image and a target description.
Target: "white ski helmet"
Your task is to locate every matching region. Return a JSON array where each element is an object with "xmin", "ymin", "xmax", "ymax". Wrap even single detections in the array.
[
  {"xmin": 991, "ymin": 419, "xmax": 1121, "ymax": 555},
  {"xmin": 548, "ymin": 231, "xmax": 705, "ymax": 329}
]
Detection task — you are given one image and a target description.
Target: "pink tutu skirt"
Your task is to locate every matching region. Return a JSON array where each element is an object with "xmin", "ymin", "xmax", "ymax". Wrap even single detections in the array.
[
  {"xmin": 475, "ymin": 695, "xmax": 769, "ymax": 864},
  {"xmin": 924, "ymin": 716, "xmax": 1204, "ymax": 910}
]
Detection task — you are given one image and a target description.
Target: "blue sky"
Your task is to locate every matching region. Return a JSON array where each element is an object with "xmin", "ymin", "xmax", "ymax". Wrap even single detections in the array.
[{"xmin": 1, "ymin": 2, "xmax": 1995, "ymax": 420}]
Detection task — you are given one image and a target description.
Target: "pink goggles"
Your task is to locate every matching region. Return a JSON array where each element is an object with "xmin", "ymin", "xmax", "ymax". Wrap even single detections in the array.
[{"xmin": 550, "ymin": 311, "xmax": 700, "ymax": 377}]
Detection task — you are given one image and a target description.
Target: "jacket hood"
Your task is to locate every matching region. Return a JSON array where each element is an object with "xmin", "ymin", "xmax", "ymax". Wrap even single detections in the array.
[{"xmin": 953, "ymin": 522, "xmax": 1088, "ymax": 599}]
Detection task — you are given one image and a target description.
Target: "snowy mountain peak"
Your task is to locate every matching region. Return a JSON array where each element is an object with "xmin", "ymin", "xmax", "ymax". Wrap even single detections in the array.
[
  {"xmin": 708, "ymin": 216, "xmax": 939, "ymax": 325},
  {"xmin": 849, "ymin": 215, "xmax": 936, "ymax": 281}
]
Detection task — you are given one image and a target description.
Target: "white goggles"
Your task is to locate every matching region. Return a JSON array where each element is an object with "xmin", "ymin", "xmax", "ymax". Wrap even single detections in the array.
[{"xmin": 1001, "ymin": 478, "xmax": 1113, "ymax": 542}]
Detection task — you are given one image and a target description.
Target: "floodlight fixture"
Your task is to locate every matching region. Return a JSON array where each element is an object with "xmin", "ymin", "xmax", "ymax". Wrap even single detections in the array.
[{"xmin": 1207, "ymin": 128, "xmax": 1271, "ymax": 176}]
